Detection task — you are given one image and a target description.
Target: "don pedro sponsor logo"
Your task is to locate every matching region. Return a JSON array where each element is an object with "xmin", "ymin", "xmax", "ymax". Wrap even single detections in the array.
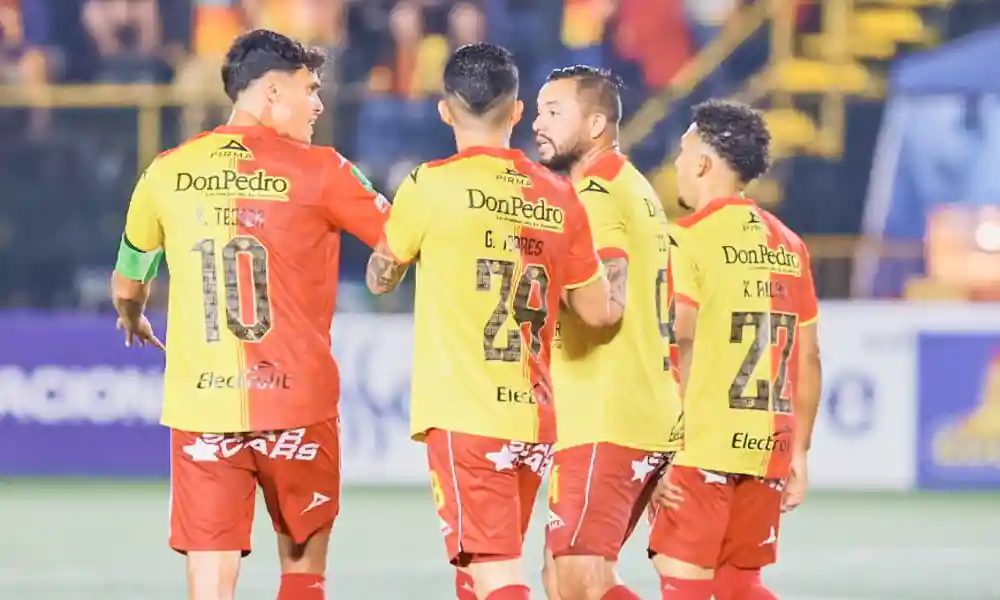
[
  {"xmin": 722, "ymin": 244, "xmax": 801, "ymax": 276},
  {"xmin": 731, "ymin": 425, "xmax": 792, "ymax": 453},
  {"xmin": 197, "ymin": 360, "xmax": 292, "ymax": 390},
  {"xmin": 467, "ymin": 188, "xmax": 564, "ymax": 232},
  {"xmin": 175, "ymin": 169, "xmax": 291, "ymax": 201}
]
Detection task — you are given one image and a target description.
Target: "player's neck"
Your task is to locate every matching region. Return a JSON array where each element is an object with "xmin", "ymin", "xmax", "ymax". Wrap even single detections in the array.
[
  {"xmin": 693, "ymin": 181, "xmax": 745, "ymax": 212},
  {"xmin": 227, "ymin": 108, "xmax": 266, "ymax": 129},
  {"xmin": 453, "ymin": 128, "xmax": 511, "ymax": 153},
  {"xmin": 569, "ymin": 141, "xmax": 618, "ymax": 183}
]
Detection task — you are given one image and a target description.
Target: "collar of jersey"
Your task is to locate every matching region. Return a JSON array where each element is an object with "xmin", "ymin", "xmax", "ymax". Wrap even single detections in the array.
[
  {"xmin": 454, "ymin": 146, "xmax": 525, "ymax": 161},
  {"xmin": 704, "ymin": 196, "xmax": 755, "ymax": 210},
  {"xmin": 213, "ymin": 124, "xmax": 280, "ymax": 137}
]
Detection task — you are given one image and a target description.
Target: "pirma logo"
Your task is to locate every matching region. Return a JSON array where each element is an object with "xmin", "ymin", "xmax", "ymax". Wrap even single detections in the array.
[{"xmin": 197, "ymin": 360, "xmax": 292, "ymax": 390}]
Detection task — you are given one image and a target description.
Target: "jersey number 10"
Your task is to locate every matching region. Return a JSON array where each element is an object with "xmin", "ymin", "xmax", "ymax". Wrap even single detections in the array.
[{"xmin": 192, "ymin": 236, "xmax": 272, "ymax": 343}]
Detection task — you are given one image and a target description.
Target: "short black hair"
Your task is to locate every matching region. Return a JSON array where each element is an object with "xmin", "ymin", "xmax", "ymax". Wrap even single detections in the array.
[
  {"xmin": 546, "ymin": 65, "xmax": 624, "ymax": 123},
  {"xmin": 221, "ymin": 29, "xmax": 326, "ymax": 101},
  {"xmin": 691, "ymin": 100, "xmax": 771, "ymax": 184},
  {"xmin": 443, "ymin": 42, "xmax": 519, "ymax": 116}
]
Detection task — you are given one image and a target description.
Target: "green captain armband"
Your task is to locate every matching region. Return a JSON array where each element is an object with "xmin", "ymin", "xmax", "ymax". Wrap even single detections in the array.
[{"xmin": 115, "ymin": 235, "xmax": 163, "ymax": 282}]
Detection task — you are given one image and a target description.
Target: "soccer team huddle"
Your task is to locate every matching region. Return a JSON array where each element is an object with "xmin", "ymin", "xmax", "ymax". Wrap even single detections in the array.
[{"xmin": 110, "ymin": 28, "xmax": 822, "ymax": 600}]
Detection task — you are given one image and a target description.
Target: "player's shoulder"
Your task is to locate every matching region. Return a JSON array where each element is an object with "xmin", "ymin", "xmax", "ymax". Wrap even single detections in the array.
[{"xmin": 760, "ymin": 210, "xmax": 809, "ymax": 253}]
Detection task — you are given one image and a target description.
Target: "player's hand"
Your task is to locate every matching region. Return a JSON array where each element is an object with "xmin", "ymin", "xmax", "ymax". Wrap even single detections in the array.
[
  {"xmin": 782, "ymin": 451, "xmax": 808, "ymax": 513},
  {"xmin": 117, "ymin": 315, "xmax": 165, "ymax": 351},
  {"xmin": 652, "ymin": 467, "xmax": 684, "ymax": 511}
]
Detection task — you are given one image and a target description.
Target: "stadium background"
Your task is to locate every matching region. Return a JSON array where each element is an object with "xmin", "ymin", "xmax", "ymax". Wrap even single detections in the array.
[{"xmin": 2, "ymin": 1, "xmax": 1000, "ymax": 598}]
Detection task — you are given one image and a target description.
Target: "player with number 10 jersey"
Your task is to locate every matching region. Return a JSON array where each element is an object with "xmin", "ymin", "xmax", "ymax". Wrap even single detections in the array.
[{"xmin": 114, "ymin": 32, "xmax": 390, "ymax": 574}]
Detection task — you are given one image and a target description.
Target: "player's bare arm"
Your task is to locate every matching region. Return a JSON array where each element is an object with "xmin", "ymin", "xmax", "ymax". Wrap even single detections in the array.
[
  {"xmin": 110, "ymin": 271, "xmax": 164, "ymax": 350},
  {"xmin": 672, "ymin": 301, "xmax": 698, "ymax": 398},
  {"xmin": 783, "ymin": 321, "xmax": 821, "ymax": 513},
  {"xmin": 365, "ymin": 241, "xmax": 410, "ymax": 295},
  {"xmin": 603, "ymin": 256, "xmax": 627, "ymax": 322},
  {"xmin": 565, "ymin": 273, "xmax": 618, "ymax": 328}
]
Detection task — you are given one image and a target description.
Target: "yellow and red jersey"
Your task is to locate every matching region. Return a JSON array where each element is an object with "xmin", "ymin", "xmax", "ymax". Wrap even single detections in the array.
[
  {"xmin": 551, "ymin": 150, "xmax": 683, "ymax": 451},
  {"xmin": 123, "ymin": 124, "xmax": 388, "ymax": 433},
  {"xmin": 670, "ymin": 197, "xmax": 818, "ymax": 479},
  {"xmin": 382, "ymin": 146, "xmax": 602, "ymax": 444}
]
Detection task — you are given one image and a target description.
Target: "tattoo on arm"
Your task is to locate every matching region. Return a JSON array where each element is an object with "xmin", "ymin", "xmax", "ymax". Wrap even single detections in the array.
[
  {"xmin": 366, "ymin": 242, "xmax": 410, "ymax": 295},
  {"xmin": 603, "ymin": 257, "xmax": 627, "ymax": 312}
]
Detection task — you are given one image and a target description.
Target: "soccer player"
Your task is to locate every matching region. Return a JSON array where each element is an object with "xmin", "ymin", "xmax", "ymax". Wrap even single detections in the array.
[
  {"xmin": 110, "ymin": 30, "xmax": 390, "ymax": 600},
  {"xmin": 647, "ymin": 100, "xmax": 822, "ymax": 600},
  {"xmin": 532, "ymin": 65, "xmax": 683, "ymax": 600},
  {"xmin": 365, "ymin": 43, "xmax": 614, "ymax": 600}
]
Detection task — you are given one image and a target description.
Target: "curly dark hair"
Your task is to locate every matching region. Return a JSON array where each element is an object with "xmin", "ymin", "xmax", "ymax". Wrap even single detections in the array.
[
  {"xmin": 691, "ymin": 100, "xmax": 771, "ymax": 184},
  {"xmin": 222, "ymin": 29, "xmax": 326, "ymax": 101},
  {"xmin": 443, "ymin": 42, "xmax": 520, "ymax": 115},
  {"xmin": 546, "ymin": 65, "xmax": 624, "ymax": 123}
]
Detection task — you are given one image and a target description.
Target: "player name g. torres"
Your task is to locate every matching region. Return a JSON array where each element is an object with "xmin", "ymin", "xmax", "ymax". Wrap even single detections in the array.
[
  {"xmin": 722, "ymin": 244, "xmax": 801, "ymax": 275},
  {"xmin": 467, "ymin": 188, "xmax": 564, "ymax": 231}
]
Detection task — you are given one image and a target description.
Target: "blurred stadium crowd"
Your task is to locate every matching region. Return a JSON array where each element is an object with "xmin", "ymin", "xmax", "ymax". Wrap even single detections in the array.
[{"xmin": 2, "ymin": 0, "xmax": 1000, "ymax": 310}]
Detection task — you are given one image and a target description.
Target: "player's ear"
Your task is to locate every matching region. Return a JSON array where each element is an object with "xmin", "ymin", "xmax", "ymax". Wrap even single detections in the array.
[
  {"xmin": 511, "ymin": 99, "xmax": 524, "ymax": 127},
  {"xmin": 589, "ymin": 112, "xmax": 608, "ymax": 140},
  {"xmin": 437, "ymin": 99, "xmax": 454, "ymax": 126},
  {"xmin": 696, "ymin": 153, "xmax": 711, "ymax": 179}
]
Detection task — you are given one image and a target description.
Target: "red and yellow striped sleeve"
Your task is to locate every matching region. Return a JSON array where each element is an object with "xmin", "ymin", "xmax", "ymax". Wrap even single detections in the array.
[
  {"xmin": 798, "ymin": 242, "xmax": 819, "ymax": 326},
  {"xmin": 383, "ymin": 167, "xmax": 430, "ymax": 263},
  {"xmin": 668, "ymin": 224, "xmax": 700, "ymax": 308},
  {"xmin": 577, "ymin": 180, "xmax": 628, "ymax": 261}
]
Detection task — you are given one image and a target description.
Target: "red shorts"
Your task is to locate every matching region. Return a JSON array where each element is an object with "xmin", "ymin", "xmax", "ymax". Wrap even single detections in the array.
[
  {"xmin": 169, "ymin": 418, "xmax": 341, "ymax": 554},
  {"xmin": 546, "ymin": 443, "xmax": 670, "ymax": 561},
  {"xmin": 425, "ymin": 429, "xmax": 552, "ymax": 566},
  {"xmin": 647, "ymin": 465, "xmax": 784, "ymax": 569}
]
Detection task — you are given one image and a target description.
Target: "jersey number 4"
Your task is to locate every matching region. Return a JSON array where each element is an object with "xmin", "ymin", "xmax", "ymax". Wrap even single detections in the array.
[
  {"xmin": 729, "ymin": 311, "xmax": 797, "ymax": 414},
  {"xmin": 476, "ymin": 258, "xmax": 549, "ymax": 362},
  {"xmin": 192, "ymin": 236, "xmax": 272, "ymax": 343}
]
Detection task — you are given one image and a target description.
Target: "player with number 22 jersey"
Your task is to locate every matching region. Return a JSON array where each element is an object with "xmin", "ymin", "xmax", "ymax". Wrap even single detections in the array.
[{"xmin": 648, "ymin": 101, "xmax": 823, "ymax": 600}]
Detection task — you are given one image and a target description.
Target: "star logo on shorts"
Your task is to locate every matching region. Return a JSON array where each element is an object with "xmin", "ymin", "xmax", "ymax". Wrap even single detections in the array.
[
  {"xmin": 631, "ymin": 456, "xmax": 656, "ymax": 482},
  {"xmin": 485, "ymin": 444, "xmax": 517, "ymax": 471},
  {"xmin": 183, "ymin": 437, "xmax": 220, "ymax": 462}
]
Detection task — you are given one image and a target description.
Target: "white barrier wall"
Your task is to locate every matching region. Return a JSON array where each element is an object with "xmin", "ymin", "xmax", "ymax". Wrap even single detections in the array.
[{"xmin": 332, "ymin": 303, "xmax": 1000, "ymax": 489}]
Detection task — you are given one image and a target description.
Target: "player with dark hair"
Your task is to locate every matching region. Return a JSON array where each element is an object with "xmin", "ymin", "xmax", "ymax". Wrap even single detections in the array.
[
  {"xmin": 533, "ymin": 65, "xmax": 683, "ymax": 600},
  {"xmin": 365, "ymin": 44, "xmax": 614, "ymax": 600},
  {"xmin": 110, "ymin": 29, "xmax": 390, "ymax": 600},
  {"xmin": 647, "ymin": 100, "xmax": 822, "ymax": 600}
]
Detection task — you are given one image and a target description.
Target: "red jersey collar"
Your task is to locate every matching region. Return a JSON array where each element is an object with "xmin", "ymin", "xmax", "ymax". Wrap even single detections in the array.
[
  {"xmin": 213, "ymin": 124, "xmax": 281, "ymax": 137},
  {"xmin": 454, "ymin": 146, "xmax": 525, "ymax": 161}
]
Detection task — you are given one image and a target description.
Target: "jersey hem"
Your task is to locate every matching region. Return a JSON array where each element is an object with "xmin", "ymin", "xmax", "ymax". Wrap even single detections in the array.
[
  {"xmin": 597, "ymin": 247, "xmax": 629, "ymax": 261},
  {"xmin": 161, "ymin": 409, "xmax": 338, "ymax": 434},
  {"xmin": 564, "ymin": 263, "xmax": 604, "ymax": 290},
  {"xmin": 675, "ymin": 293, "xmax": 699, "ymax": 308}
]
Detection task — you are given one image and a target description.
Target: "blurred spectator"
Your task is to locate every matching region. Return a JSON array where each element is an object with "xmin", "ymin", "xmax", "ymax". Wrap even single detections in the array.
[
  {"xmin": 355, "ymin": 1, "xmax": 484, "ymax": 186},
  {"xmin": 177, "ymin": 0, "xmax": 346, "ymax": 140},
  {"xmin": 561, "ymin": 0, "xmax": 616, "ymax": 67},
  {"xmin": 82, "ymin": 0, "xmax": 171, "ymax": 82},
  {"xmin": 614, "ymin": 0, "xmax": 691, "ymax": 90},
  {"xmin": 0, "ymin": 0, "xmax": 56, "ymax": 136}
]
